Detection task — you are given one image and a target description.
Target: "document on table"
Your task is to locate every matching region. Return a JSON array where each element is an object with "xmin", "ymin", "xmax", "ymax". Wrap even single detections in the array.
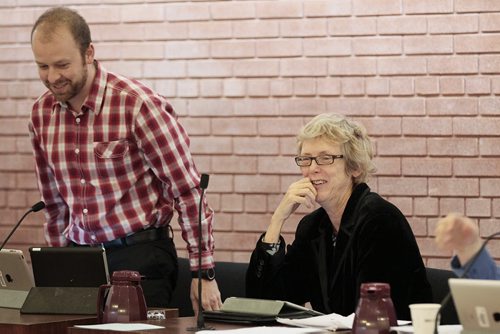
[
  {"xmin": 197, "ymin": 327, "xmax": 325, "ymax": 334},
  {"xmin": 277, "ymin": 313, "xmax": 355, "ymax": 331},
  {"xmin": 74, "ymin": 323, "xmax": 164, "ymax": 331},
  {"xmin": 393, "ymin": 325, "xmax": 463, "ymax": 334}
]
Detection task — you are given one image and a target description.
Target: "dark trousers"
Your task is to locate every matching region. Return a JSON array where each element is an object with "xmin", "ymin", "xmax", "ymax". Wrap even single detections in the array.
[{"xmin": 105, "ymin": 238, "xmax": 178, "ymax": 307}]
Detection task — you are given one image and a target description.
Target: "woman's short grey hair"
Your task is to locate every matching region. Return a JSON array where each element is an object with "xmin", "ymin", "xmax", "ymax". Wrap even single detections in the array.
[{"xmin": 296, "ymin": 113, "xmax": 376, "ymax": 185}]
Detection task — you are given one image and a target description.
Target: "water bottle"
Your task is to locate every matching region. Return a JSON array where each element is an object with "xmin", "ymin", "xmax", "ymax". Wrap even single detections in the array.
[{"xmin": 352, "ymin": 282, "xmax": 397, "ymax": 334}]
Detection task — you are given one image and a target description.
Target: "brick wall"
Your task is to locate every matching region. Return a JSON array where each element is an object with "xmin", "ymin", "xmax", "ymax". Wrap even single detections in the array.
[{"xmin": 1, "ymin": 0, "xmax": 499, "ymax": 269}]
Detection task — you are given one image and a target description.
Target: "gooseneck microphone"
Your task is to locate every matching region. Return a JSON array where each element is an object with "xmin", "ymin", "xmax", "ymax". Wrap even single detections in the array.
[
  {"xmin": 188, "ymin": 174, "xmax": 214, "ymax": 331},
  {"xmin": 433, "ymin": 230, "xmax": 500, "ymax": 334},
  {"xmin": 0, "ymin": 201, "xmax": 46, "ymax": 251}
]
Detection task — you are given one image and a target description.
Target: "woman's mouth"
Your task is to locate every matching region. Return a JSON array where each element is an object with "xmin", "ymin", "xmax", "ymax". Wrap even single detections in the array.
[{"xmin": 311, "ymin": 179, "xmax": 326, "ymax": 186}]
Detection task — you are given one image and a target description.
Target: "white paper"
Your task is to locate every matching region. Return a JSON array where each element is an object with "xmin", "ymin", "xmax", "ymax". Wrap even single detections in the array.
[
  {"xmin": 197, "ymin": 327, "xmax": 324, "ymax": 334},
  {"xmin": 278, "ymin": 313, "xmax": 411, "ymax": 331},
  {"xmin": 74, "ymin": 323, "xmax": 165, "ymax": 331},
  {"xmin": 277, "ymin": 313, "xmax": 355, "ymax": 331},
  {"xmin": 393, "ymin": 324, "xmax": 463, "ymax": 334}
]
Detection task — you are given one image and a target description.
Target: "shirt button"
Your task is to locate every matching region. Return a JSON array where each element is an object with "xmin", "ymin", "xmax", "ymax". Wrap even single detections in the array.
[
  {"xmin": 75, "ymin": 148, "xmax": 80, "ymax": 154},
  {"xmin": 80, "ymin": 179, "xmax": 86, "ymax": 184},
  {"xmin": 90, "ymin": 235, "xmax": 97, "ymax": 240},
  {"xmin": 83, "ymin": 208, "xmax": 88, "ymax": 215},
  {"xmin": 76, "ymin": 118, "xmax": 81, "ymax": 124}
]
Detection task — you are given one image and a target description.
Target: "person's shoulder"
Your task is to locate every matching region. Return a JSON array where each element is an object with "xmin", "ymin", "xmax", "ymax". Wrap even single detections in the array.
[
  {"xmin": 296, "ymin": 208, "xmax": 329, "ymax": 238},
  {"xmin": 106, "ymin": 71, "xmax": 156, "ymax": 100}
]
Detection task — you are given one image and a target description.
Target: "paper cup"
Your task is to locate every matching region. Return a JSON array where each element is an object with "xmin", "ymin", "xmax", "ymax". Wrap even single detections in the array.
[{"xmin": 409, "ymin": 303, "xmax": 441, "ymax": 334}]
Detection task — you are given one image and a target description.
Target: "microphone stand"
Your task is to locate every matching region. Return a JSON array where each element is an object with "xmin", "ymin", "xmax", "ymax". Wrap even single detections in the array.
[
  {"xmin": 0, "ymin": 201, "xmax": 45, "ymax": 251},
  {"xmin": 188, "ymin": 174, "xmax": 214, "ymax": 331},
  {"xmin": 433, "ymin": 230, "xmax": 500, "ymax": 334}
]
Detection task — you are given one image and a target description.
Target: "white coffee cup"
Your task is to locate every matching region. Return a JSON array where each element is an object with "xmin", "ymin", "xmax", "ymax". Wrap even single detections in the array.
[{"xmin": 409, "ymin": 303, "xmax": 441, "ymax": 334}]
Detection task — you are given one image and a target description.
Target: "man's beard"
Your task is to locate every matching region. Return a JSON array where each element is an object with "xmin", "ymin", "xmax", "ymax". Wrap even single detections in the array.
[{"xmin": 46, "ymin": 63, "xmax": 88, "ymax": 102}]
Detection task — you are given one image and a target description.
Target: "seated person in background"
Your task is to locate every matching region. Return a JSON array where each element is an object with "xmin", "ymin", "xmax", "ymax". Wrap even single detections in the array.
[
  {"xmin": 435, "ymin": 213, "xmax": 500, "ymax": 279},
  {"xmin": 246, "ymin": 113, "xmax": 432, "ymax": 320}
]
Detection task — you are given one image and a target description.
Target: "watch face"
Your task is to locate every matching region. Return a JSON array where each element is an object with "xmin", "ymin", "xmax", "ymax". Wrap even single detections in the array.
[{"xmin": 206, "ymin": 267, "xmax": 215, "ymax": 280}]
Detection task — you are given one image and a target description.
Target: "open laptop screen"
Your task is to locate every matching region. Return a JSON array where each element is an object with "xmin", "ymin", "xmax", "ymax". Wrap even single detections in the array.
[{"xmin": 29, "ymin": 247, "xmax": 109, "ymax": 287}]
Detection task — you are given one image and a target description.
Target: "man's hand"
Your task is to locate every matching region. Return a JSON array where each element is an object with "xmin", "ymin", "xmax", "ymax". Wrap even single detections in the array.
[
  {"xmin": 190, "ymin": 278, "xmax": 222, "ymax": 316},
  {"xmin": 435, "ymin": 213, "xmax": 482, "ymax": 264}
]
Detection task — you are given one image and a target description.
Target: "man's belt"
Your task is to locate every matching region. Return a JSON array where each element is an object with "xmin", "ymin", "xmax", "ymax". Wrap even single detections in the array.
[{"xmin": 102, "ymin": 226, "xmax": 171, "ymax": 249}]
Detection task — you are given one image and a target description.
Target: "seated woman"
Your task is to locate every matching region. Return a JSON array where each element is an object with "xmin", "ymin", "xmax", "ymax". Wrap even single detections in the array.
[
  {"xmin": 246, "ymin": 113, "xmax": 432, "ymax": 320},
  {"xmin": 435, "ymin": 213, "xmax": 500, "ymax": 280}
]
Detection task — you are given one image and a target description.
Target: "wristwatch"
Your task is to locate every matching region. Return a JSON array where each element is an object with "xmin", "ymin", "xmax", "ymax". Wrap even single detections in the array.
[{"xmin": 191, "ymin": 267, "xmax": 215, "ymax": 281}]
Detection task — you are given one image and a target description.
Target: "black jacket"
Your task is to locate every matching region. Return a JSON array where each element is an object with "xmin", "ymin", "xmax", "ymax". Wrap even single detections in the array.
[{"xmin": 246, "ymin": 183, "xmax": 432, "ymax": 320}]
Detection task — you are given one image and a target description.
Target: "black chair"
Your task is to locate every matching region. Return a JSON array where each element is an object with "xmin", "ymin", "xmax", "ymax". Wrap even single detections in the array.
[
  {"xmin": 168, "ymin": 258, "xmax": 248, "ymax": 317},
  {"xmin": 425, "ymin": 267, "xmax": 459, "ymax": 324}
]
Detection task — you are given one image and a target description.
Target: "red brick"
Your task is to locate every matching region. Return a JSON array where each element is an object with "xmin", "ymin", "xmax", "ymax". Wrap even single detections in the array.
[
  {"xmin": 353, "ymin": 0, "xmax": 401, "ymax": 16},
  {"xmin": 429, "ymin": 178, "xmax": 479, "ymax": 197},
  {"xmin": 415, "ymin": 197, "xmax": 439, "ymax": 216},
  {"xmin": 121, "ymin": 4, "xmax": 164, "ymax": 23},
  {"xmin": 480, "ymin": 138, "xmax": 500, "ymax": 156},
  {"xmin": 377, "ymin": 138, "xmax": 426, "ymax": 156},
  {"xmin": 480, "ymin": 179, "xmax": 500, "ymax": 197},
  {"xmin": 234, "ymin": 99, "xmax": 279, "ymax": 116},
  {"xmin": 358, "ymin": 117, "xmax": 402, "ymax": 136},
  {"xmin": 456, "ymin": 35, "xmax": 500, "ymax": 53},
  {"xmin": 144, "ymin": 60, "xmax": 186, "ymax": 78},
  {"xmin": 388, "ymin": 196, "xmax": 413, "ymax": 215},
  {"xmin": 439, "ymin": 198, "xmax": 465, "ymax": 216},
  {"xmin": 280, "ymin": 137, "xmax": 299, "ymax": 156},
  {"xmin": 200, "ymin": 79, "xmax": 222, "ymax": 97},
  {"xmin": 403, "ymin": 117, "xmax": 452, "ymax": 136},
  {"xmin": 177, "ymin": 80, "xmax": 198, "ymax": 98},
  {"xmin": 293, "ymin": 78, "xmax": 316, "ymax": 96},
  {"xmin": 494, "ymin": 199, "xmax": 500, "ymax": 218},
  {"xmin": 247, "ymin": 79, "xmax": 270, "ymax": 97},
  {"xmin": 415, "ymin": 77, "xmax": 439, "ymax": 96},
  {"xmin": 465, "ymin": 77, "xmax": 491, "ymax": 95},
  {"xmin": 223, "ymin": 79, "xmax": 246, "ymax": 97},
  {"xmin": 466, "ymin": 198, "xmax": 491, "ymax": 217},
  {"xmin": 304, "ymin": 38, "xmax": 351, "ymax": 56},
  {"xmin": 256, "ymin": 39, "xmax": 302, "ymax": 58},
  {"xmin": 282, "ymin": 58, "xmax": 328, "ymax": 77},
  {"xmin": 481, "ymin": 13, "xmax": 500, "ymax": 32},
  {"xmin": 190, "ymin": 137, "xmax": 232, "ymax": 154},
  {"xmin": 480, "ymin": 55, "xmax": 500, "ymax": 74},
  {"xmin": 377, "ymin": 16, "xmax": 427, "ymax": 35},
  {"xmin": 426, "ymin": 98, "xmax": 477, "ymax": 116},
  {"xmin": 212, "ymin": 40, "xmax": 255, "ymax": 59},
  {"xmin": 390, "ymin": 77, "xmax": 414, "ymax": 96},
  {"xmin": 402, "ymin": 158, "xmax": 452, "ymax": 176},
  {"xmin": 278, "ymin": 98, "xmax": 326, "ymax": 116},
  {"xmin": 233, "ymin": 21, "xmax": 279, "ymax": 38},
  {"xmin": 255, "ymin": 1, "xmax": 302, "ymax": 19},
  {"xmin": 270, "ymin": 79, "xmax": 293, "ymax": 97},
  {"xmin": 220, "ymin": 194, "xmax": 244, "ymax": 213},
  {"xmin": 428, "ymin": 138, "xmax": 478, "ymax": 156},
  {"xmin": 317, "ymin": 78, "xmax": 342, "ymax": 96},
  {"xmin": 439, "ymin": 77, "xmax": 465, "ymax": 95},
  {"xmin": 403, "ymin": 0, "xmax": 453, "ymax": 14},
  {"xmin": 456, "ymin": 1, "xmax": 500, "ymax": 13},
  {"xmin": 189, "ymin": 21, "xmax": 232, "ymax": 39},
  {"xmin": 366, "ymin": 78, "xmax": 390, "ymax": 96},
  {"xmin": 281, "ymin": 19, "xmax": 328, "ymax": 37},
  {"xmin": 376, "ymin": 98, "xmax": 425, "ymax": 116},
  {"xmin": 407, "ymin": 217, "xmax": 428, "ymax": 237},
  {"xmin": 212, "ymin": 118, "xmax": 257, "ymax": 136},
  {"xmin": 454, "ymin": 158, "xmax": 500, "ymax": 177},
  {"xmin": 328, "ymin": 17, "xmax": 376, "ymax": 36},
  {"xmin": 211, "ymin": 156, "xmax": 257, "ymax": 174},
  {"xmin": 234, "ymin": 175, "xmax": 280, "ymax": 193},
  {"xmin": 143, "ymin": 22, "xmax": 188, "ymax": 41},
  {"xmin": 164, "ymin": 3, "xmax": 210, "ymax": 22},
  {"xmin": 165, "ymin": 41, "xmax": 210, "ymax": 59},
  {"xmin": 341, "ymin": 78, "xmax": 365, "ymax": 96},
  {"xmin": 259, "ymin": 156, "xmax": 300, "ymax": 175},
  {"xmin": 454, "ymin": 117, "xmax": 500, "ymax": 135},
  {"xmin": 244, "ymin": 195, "xmax": 268, "ymax": 213},
  {"xmin": 329, "ymin": 58, "xmax": 377, "ymax": 76},
  {"xmin": 373, "ymin": 157, "xmax": 401, "ymax": 176},
  {"xmin": 428, "ymin": 15, "xmax": 478, "ymax": 34},
  {"xmin": 378, "ymin": 57, "xmax": 427, "ymax": 75},
  {"xmin": 378, "ymin": 177, "xmax": 428, "ymax": 196},
  {"xmin": 210, "ymin": 2, "xmax": 255, "ymax": 20},
  {"xmin": 234, "ymin": 60, "xmax": 280, "ymax": 77},
  {"xmin": 233, "ymin": 137, "xmax": 279, "ymax": 155},
  {"xmin": 188, "ymin": 99, "xmax": 233, "ymax": 116},
  {"xmin": 353, "ymin": 36, "xmax": 402, "ymax": 55},
  {"xmin": 304, "ymin": 1, "xmax": 351, "ymax": 17},
  {"xmin": 428, "ymin": 56, "xmax": 478, "ymax": 74}
]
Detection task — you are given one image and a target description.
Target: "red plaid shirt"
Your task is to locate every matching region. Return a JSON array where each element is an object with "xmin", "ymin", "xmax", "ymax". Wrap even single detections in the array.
[{"xmin": 28, "ymin": 60, "xmax": 215, "ymax": 269}]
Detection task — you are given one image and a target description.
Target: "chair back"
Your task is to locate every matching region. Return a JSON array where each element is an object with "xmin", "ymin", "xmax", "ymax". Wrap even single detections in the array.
[{"xmin": 425, "ymin": 267, "xmax": 459, "ymax": 324}]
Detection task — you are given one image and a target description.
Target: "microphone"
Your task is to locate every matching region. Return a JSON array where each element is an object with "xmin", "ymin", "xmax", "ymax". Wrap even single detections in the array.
[
  {"xmin": 0, "ymin": 201, "xmax": 46, "ymax": 251},
  {"xmin": 188, "ymin": 174, "xmax": 214, "ymax": 331},
  {"xmin": 433, "ymin": 230, "xmax": 500, "ymax": 334}
]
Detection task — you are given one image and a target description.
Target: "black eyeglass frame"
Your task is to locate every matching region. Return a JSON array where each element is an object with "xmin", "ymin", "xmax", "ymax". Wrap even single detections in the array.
[{"xmin": 294, "ymin": 154, "xmax": 344, "ymax": 167}]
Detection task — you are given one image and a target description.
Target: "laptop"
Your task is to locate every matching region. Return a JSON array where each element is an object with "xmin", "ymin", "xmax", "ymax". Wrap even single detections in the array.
[
  {"xmin": 0, "ymin": 249, "xmax": 35, "ymax": 308},
  {"xmin": 449, "ymin": 278, "xmax": 500, "ymax": 334},
  {"xmin": 21, "ymin": 246, "xmax": 110, "ymax": 315}
]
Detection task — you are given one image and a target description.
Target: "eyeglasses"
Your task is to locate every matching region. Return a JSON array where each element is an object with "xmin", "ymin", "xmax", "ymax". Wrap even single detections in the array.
[{"xmin": 294, "ymin": 154, "xmax": 344, "ymax": 167}]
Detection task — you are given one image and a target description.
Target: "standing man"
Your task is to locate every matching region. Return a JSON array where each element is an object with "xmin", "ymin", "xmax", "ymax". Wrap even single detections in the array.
[{"xmin": 28, "ymin": 6, "xmax": 222, "ymax": 312}]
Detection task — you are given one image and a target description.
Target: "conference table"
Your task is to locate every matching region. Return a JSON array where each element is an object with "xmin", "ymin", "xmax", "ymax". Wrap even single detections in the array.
[{"xmin": 0, "ymin": 307, "xmax": 178, "ymax": 334}]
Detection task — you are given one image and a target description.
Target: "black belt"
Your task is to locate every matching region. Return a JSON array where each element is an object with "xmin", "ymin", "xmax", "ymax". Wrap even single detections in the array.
[{"xmin": 102, "ymin": 226, "xmax": 171, "ymax": 249}]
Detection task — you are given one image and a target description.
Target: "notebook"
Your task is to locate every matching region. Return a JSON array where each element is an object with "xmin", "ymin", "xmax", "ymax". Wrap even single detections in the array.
[
  {"xmin": 449, "ymin": 278, "xmax": 500, "ymax": 334},
  {"xmin": 21, "ymin": 246, "xmax": 110, "ymax": 315},
  {"xmin": 0, "ymin": 249, "xmax": 35, "ymax": 308},
  {"xmin": 203, "ymin": 297, "xmax": 323, "ymax": 324}
]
